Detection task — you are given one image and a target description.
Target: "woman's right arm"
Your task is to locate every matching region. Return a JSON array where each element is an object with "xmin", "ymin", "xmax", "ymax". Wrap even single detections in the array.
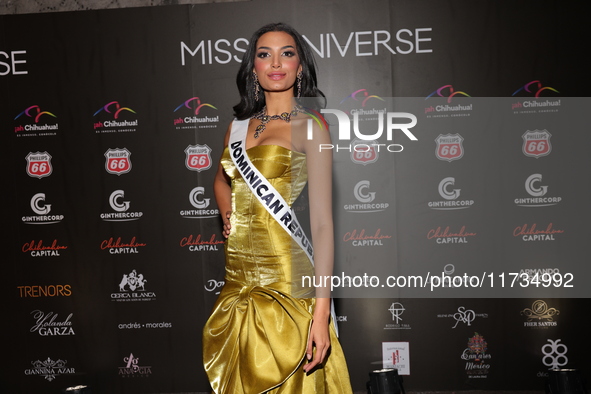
[{"xmin": 214, "ymin": 124, "xmax": 233, "ymax": 238}]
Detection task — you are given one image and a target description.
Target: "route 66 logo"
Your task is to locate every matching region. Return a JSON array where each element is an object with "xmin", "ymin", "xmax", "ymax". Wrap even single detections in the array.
[
  {"xmin": 350, "ymin": 138, "xmax": 378, "ymax": 165},
  {"xmin": 105, "ymin": 148, "xmax": 132, "ymax": 175},
  {"xmin": 435, "ymin": 134, "xmax": 464, "ymax": 161},
  {"xmin": 185, "ymin": 144, "xmax": 212, "ymax": 172},
  {"xmin": 522, "ymin": 130, "xmax": 551, "ymax": 158},
  {"xmin": 26, "ymin": 151, "xmax": 53, "ymax": 178}
]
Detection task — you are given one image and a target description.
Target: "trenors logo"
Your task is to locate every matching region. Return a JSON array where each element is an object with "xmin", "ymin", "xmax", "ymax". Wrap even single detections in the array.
[
  {"xmin": 185, "ymin": 145, "xmax": 212, "ymax": 171},
  {"xmin": 93, "ymin": 101, "xmax": 138, "ymax": 132},
  {"xmin": 14, "ymin": 105, "xmax": 58, "ymax": 135},
  {"xmin": 105, "ymin": 148, "xmax": 132, "ymax": 175},
  {"xmin": 173, "ymin": 97, "xmax": 219, "ymax": 129},
  {"xmin": 435, "ymin": 134, "xmax": 464, "ymax": 161},
  {"xmin": 25, "ymin": 152, "xmax": 53, "ymax": 178},
  {"xmin": 522, "ymin": 130, "xmax": 551, "ymax": 158},
  {"xmin": 512, "ymin": 80, "xmax": 559, "ymax": 97}
]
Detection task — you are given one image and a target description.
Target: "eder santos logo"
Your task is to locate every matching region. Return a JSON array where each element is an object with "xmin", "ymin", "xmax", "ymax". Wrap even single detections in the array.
[
  {"xmin": 22, "ymin": 193, "xmax": 64, "ymax": 224},
  {"xmin": 514, "ymin": 173, "xmax": 561, "ymax": 207},
  {"xmin": 173, "ymin": 97, "xmax": 219, "ymax": 129},
  {"xmin": 180, "ymin": 186, "xmax": 219, "ymax": 219},
  {"xmin": 14, "ymin": 105, "xmax": 58, "ymax": 137},
  {"xmin": 25, "ymin": 152, "xmax": 53, "ymax": 178},
  {"xmin": 521, "ymin": 300, "xmax": 559, "ymax": 328},
  {"xmin": 100, "ymin": 190, "xmax": 143, "ymax": 222},
  {"xmin": 344, "ymin": 180, "xmax": 390, "ymax": 213},
  {"xmin": 428, "ymin": 177, "xmax": 474, "ymax": 210}
]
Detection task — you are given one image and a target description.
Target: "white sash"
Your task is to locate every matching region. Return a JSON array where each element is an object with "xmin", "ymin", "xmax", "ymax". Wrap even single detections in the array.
[{"xmin": 228, "ymin": 119, "xmax": 338, "ymax": 335}]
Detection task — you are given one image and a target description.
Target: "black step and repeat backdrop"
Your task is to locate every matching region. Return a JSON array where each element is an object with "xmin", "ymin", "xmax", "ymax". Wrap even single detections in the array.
[{"xmin": 2, "ymin": 0, "xmax": 590, "ymax": 392}]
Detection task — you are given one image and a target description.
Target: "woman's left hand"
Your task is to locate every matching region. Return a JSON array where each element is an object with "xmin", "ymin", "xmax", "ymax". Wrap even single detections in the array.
[{"xmin": 303, "ymin": 317, "xmax": 330, "ymax": 373}]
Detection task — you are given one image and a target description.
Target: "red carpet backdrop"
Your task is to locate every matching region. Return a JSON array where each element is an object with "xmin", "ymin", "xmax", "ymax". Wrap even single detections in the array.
[{"xmin": 1, "ymin": 0, "xmax": 590, "ymax": 392}]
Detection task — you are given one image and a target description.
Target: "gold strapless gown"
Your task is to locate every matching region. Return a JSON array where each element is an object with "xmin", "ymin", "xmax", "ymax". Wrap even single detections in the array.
[{"xmin": 203, "ymin": 145, "xmax": 352, "ymax": 394}]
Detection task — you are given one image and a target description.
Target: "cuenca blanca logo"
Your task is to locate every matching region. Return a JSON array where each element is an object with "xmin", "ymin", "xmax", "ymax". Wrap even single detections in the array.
[
  {"xmin": 111, "ymin": 270, "xmax": 156, "ymax": 302},
  {"xmin": 173, "ymin": 97, "xmax": 219, "ymax": 129}
]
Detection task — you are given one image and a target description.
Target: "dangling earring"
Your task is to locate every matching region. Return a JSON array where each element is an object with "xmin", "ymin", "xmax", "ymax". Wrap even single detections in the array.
[
  {"xmin": 253, "ymin": 72, "xmax": 260, "ymax": 101},
  {"xmin": 296, "ymin": 72, "xmax": 302, "ymax": 98}
]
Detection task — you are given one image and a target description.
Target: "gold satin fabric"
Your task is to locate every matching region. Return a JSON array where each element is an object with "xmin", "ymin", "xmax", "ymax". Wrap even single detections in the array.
[{"xmin": 203, "ymin": 145, "xmax": 352, "ymax": 394}]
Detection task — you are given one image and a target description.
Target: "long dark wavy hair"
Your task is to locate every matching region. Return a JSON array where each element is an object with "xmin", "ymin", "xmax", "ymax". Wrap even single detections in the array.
[{"xmin": 233, "ymin": 23, "xmax": 325, "ymax": 120}]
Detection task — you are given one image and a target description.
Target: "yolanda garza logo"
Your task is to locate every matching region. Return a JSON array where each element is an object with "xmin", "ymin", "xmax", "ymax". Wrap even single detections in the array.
[
  {"xmin": 425, "ymin": 85, "xmax": 472, "ymax": 118},
  {"xmin": 22, "ymin": 239, "xmax": 67, "ymax": 257},
  {"xmin": 428, "ymin": 177, "xmax": 474, "ymax": 210},
  {"xmin": 93, "ymin": 101, "xmax": 138, "ymax": 133},
  {"xmin": 22, "ymin": 193, "xmax": 65, "ymax": 225},
  {"xmin": 14, "ymin": 105, "xmax": 58, "ymax": 137},
  {"xmin": 522, "ymin": 130, "xmax": 551, "ymax": 158},
  {"xmin": 427, "ymin": 225, "xmax": 477, "ymax": 244},
  {"xmin": 24, "ymin": 358, "xmax": 75, "ymax": 381},
  {"xmin": 180, "ymin": 186, "xmax": 219, "ymax": 219},
  {"xmin": 17, "ymin": 284, "xmax": 72, "ymax": 298},
  {"xmin": 105, "ymin": 148, "xmax": 132, "ymax": 175},
  {"xmin": 25, "ymin": 152, "xmax": 53, "ymax": 178},
  {"xmin": 344, "ymin": 180, "xmax": 390, "ymax": 213},
  {"xmin": 511, "ymin": 81, "xmax": 560, "ymax": 114},
  {"xmin": 461, "ymin": 332, "xmax": 491, "ymax": 378},
  {"xmin": 185, "ymin": 144, "xmax": 212, "ymax": 172},
  {"xmin": 173, "ymin": 97, "xmax": 219, "ymax": 129},
  {"xmin": 205, "ymin": 279, "xmax": 225, "ymax": 295},
  {"xmin": 382, "ymin": 342, "xmax": 410, "ymax": 375},
  {"xmin": 179, "ymin": 233, "xmax": 224, "ymax": 252},
  {"xmin": 521, "ymin": 300, "xmax": 559, "ymax": 328},
  {"xmin": 385, "ymin": 302, "xmax": 410, "ymax": 330},
  {"xmin": 310, "ymin": 105, "xmax": 417, "ymax": 154},
  {"xmin": 435, "ymin": 134, "xmax": 464, "ymax": 161},
  {"xmin": 343, "ymin": 228, "xmax": 392, "ymax": 247},
  {"xmin": 119, "ymin": 353, "xmax": 152, "ymax": 377},
  {"xmin": 514, "ymin": 173, "xmax": 561, "ymax": 207},
  {"xmin": 101, "ymin": 190, "xmax": 143, "ymax": 222},
  {"xmin": 111, "ymin": 269, "xmax": 156, "ymax": 302},
  {"xmin": 30, "ymin": 310, "xmax": 74, "ymax": 336},
  {"xmin": 100, "ymin": 236, "xmax": 147, "ymax": 254},
  {"xmin": 513, "ymin": 223, "xmax": 564, "ymax": 242},
  {"xmin": 437, "ymin": 306, "xmax": 488, "ymax": 329}
]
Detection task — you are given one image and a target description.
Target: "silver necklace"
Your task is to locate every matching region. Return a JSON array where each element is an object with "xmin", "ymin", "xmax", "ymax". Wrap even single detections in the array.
[{"xmin": 253, "ymin": 105, "xmax": 305, "ymax": 139}]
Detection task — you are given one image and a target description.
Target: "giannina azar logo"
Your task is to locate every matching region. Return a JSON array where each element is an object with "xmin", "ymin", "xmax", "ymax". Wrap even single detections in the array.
[
  {"xmin": 173, "ymin": 96, "xmax": 219, "ymax": 129},
  {"xmin": 14, "ymin": 105, "xmax": 58, "ymax": 136},
  {"xmin": 93, "ymin": 101, "xmax": 138, "ymax": 133}
]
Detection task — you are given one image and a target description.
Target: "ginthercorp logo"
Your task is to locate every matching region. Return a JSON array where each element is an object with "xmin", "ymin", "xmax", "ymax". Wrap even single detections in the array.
[
  {"xmin": 180, "ymin": 186, "xmax": 219, "ymax": 219},
  {"xmin": 24, "ymin": 358, "xmax": 75, "ymax": 381},
  {"xmin": 542, "ymin": 339, "xmax": 567, "ymax": 369},
  {"xmin": 344, "ymin": 180, "xmax": 389, "ymax": 213},
  {"xmin": 93, "ymin": 101, "xmax": 138, "ymax": 133},
  {"xmin": 179, "ymin": 233, "xmax": 224, "ymax": 252},
  {"xmin": 427, "ymin": 225, "xmax": 477, "ymax": 244},
  {"xmin": 22, "ymin": 239, "xmax": 67, "ymax": 257},
  {"xmin": 312, "ymin": 109, "xmax": 416, "ymax": 153},
  {"xmin": 515, "ymin": 173, "xmax": 561, "ymax": 207},
  {"xmin": 522, "ymin": 130, "xmax": 551, "ymax": 158},
  {"xmin": 343, "ymin": 228, "xmax": 392, "ymax": 247},
  {"xmin": 461, "ymin": 332, "xmax": 491, "ymax": 378},
  {"xmin": 173, "ymin": 97, "xmax": 219, "ymax": 129},
  {"xmin": 385, "ymin": 302, "xmax": 410, "ymax": 330},
  {"xmin": 25, "ymin": 152, "xmax": 53, "ymax": 178},
  {"xmin": 14, "ymin": 105, "xmax": 58, "ymax": 136},
  {"xmin": 205, "ymin": 279, "xmax": 225, "ymax": 295},
  {"xmin": 180, "ymin": 28, "xmax": 433, "ymax": 65},
  {"xmin": 428, "ymin": 177, "xmax": 474, "ymax": 210},
  {"xmin": 435, "ymin": 134, "xmax": 464, "ymax": 161},
  {"xmin": 119, "ymin": 353, "xmax": 152, "ymax": 377},
  {"xmin": 111, "ymin": 269, "xmax": 156, "ymax": 302},
  {"xmin": 100, "ymin": 190, "xmax": 143, "ymax": 222},
  {"xmin": 30, "ymin": 310, "xmax": 74, "ymax": 336},
  {"xmin": 22, "ymin": 193, "xmax": 64, "ymax": 225},
  {"xmin": 185, "ymin": 144, "xmax": 212, "ymax": 172},
  {"xmin": 105, "ymin": 148, "xmax": 132, "ymax": 175},
  {"xmin": 101, "ymin": 236, "xmax": 147, "ymax": 254},
  {"xmin": 521, "ymin": 300, "xmax": 559, "ymax": 328}
]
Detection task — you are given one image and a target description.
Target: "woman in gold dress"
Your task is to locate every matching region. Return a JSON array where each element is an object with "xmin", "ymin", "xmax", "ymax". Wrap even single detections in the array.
[{"xmin": 202, "ymin": 23, "xmax": 352, "ymax": 393}]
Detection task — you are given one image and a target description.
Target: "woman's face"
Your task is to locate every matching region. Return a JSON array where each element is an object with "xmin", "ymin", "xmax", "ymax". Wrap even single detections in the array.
[{"xmin": 253, "ymin": 31, "xmax": 302, "ymax": 94}]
